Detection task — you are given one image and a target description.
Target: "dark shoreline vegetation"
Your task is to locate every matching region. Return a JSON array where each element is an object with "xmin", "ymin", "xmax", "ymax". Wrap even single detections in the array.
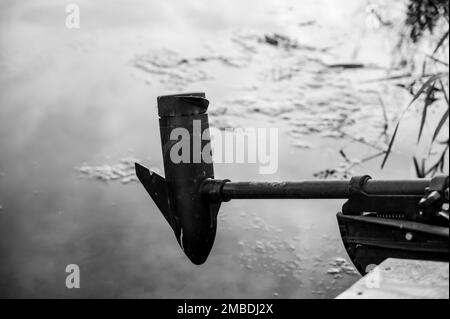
[{"xmin": 382, "ymin": 0, "xmax": 449, "ymax": 177}]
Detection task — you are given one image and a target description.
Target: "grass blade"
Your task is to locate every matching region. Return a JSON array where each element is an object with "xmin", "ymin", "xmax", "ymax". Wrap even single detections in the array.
[
  {"xmin": 432, "ymin": 29, "xmax": 449, "ymax": 56},
  {"xmin": 427, "ymin": 55, "xmax": 449, "ymax": 67},
  {"xmin": 439, "ymin": 78, "xmax": 449, "ymax": 106},
  {"xmin": 413, "ymin": 156, "xmax": 424, "ymax": 177},
  {"xmin": 431, "ymin": 107, "xmax": 449, "ymax": 143},
  {"xmin": 381, "ymin": 74, "xmax": 448, "ymax": 169},
  {"xmin": 381, "ymin": 121, "xmax": 400, "ymax": 169},
  {"xmin": 408, "ymin": 73, "xmax": 447, "ymax": 108},
  {"xmin": 417, "ymin": 83, "xmax": 436, "ymax": 143}
]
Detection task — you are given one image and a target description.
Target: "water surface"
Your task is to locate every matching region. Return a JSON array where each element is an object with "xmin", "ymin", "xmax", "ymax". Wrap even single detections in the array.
[{"xmin": 0, "ymin": 0, "xmax": 445, "ymax": 298}]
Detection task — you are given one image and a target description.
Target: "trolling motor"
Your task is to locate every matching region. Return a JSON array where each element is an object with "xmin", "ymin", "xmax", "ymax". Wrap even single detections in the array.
[{"xmin": 135, "ymin": 92, "xmax": 449, "ymax": 274}]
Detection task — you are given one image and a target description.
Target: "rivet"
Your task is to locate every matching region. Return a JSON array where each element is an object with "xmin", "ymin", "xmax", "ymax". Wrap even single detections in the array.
[{"xmin": 405, "ymin": 232, "xmax": 413, "ymax": 241}]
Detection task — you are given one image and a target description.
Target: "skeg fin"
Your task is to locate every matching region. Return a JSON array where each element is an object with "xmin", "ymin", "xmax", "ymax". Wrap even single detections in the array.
[{"xmin": 135, "ymin": 162, "xmax": 175, "ymax": 232}]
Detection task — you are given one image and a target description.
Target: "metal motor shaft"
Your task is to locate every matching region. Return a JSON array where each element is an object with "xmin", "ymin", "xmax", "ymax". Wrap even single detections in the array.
[{"xmin": 136, "ymin": 92, "xmax": 449, "ymax": 267}]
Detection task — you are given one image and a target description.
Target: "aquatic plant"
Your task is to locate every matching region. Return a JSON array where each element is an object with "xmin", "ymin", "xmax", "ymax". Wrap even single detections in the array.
[
  {"xmin": 405, "ymin": 0, "xmax": 449, "ymax": 42},
  {"xmin": 382, "ymin": 0, "xmax": 449, "ymax": 177}
]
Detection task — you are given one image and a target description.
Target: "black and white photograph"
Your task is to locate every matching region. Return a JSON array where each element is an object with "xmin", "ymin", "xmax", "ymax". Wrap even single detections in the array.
[{"xmin": 0, "ymin": 0, "xmax": 448, "ymax": 307}]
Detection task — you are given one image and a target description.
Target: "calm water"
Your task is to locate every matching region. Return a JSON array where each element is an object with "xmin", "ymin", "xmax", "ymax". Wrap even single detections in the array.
[{"xmin": 0, "ymin": 0, "xmax": 446, "ymax": 298}]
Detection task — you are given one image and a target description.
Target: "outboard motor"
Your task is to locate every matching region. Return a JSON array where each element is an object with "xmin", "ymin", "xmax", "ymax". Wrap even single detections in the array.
[{"xmin": 136, "ymin": 92, "xmax": 449, "ymax": 273}]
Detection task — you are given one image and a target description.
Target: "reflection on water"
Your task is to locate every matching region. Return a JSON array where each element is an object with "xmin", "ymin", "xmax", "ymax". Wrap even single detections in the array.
[{"xmin": 0, "ymin": 0, "xmax": 441, "ymax": 298}]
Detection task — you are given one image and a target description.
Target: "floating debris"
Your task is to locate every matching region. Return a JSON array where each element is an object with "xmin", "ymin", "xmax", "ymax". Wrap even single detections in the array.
[
  {"xmin": 326, "ymin": 257, "xmax": 359, "ymax": 276},
  {"xmin": 313, "ymin": 166, "xmax": 353, "ymax": 180},
  {"xmin": 134, "ymin": 50, "xmax": 210, "ymax": 89},
  {"xmin": 260, "ymin": 33, "xmax": 315, "ymax": 51},
  {"xmin": 326, "ymin": 63, "xmax": 365, "ymax": 69},
  {"xmin": 326, "ymin": 268, "xmax": 341, "ymax": 275},
  {"xmin": 298, "ymin": 20, "xmax": 316, "ymax": 27},
  {"xmin": 132, "ymin": 25, "xmax": 396, "ymax": 167},
  {"xmin": 292, "ymin": 140, "xmax": 312, "ymax": 149},
  {"xmin": 230, "ymin": 211, "xmax": 307, "ymax": 281},
  {"xmin": 78, "ymin": 157, "xmax": 143, "ymax": 184},
  {"xmin": 134, "ymin": 47, "xmax": 250, "ymax": 90}
]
